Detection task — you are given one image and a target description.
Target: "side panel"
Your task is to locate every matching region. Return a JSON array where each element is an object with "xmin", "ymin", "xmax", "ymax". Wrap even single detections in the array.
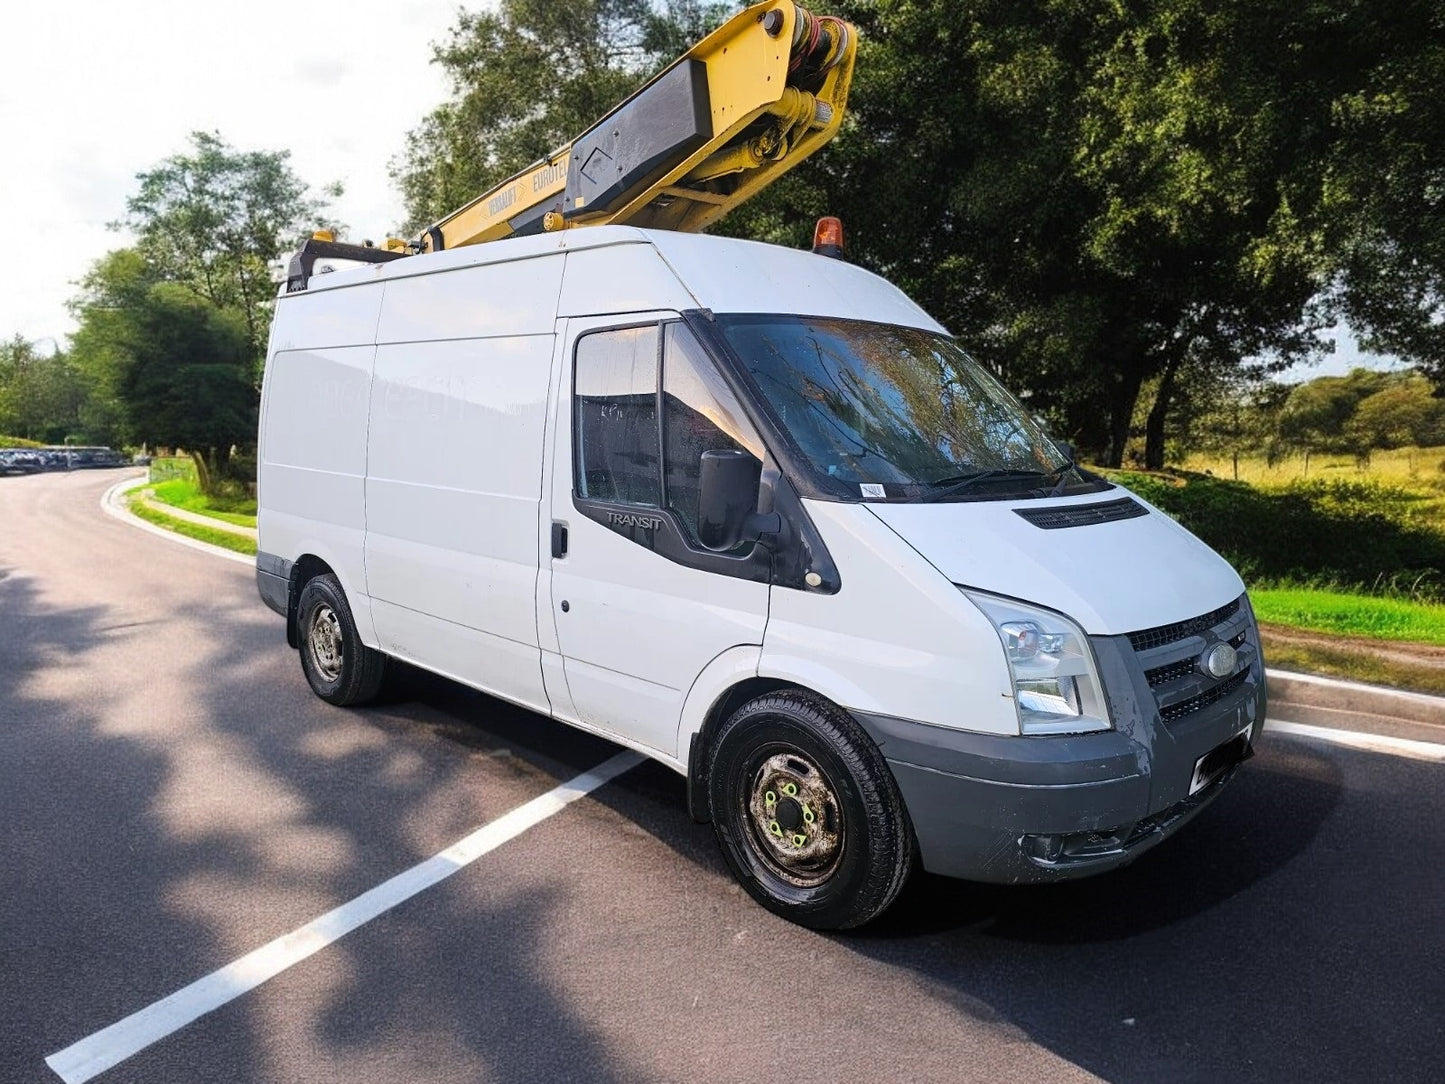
[
  {"xmin": 556, "ymin": 243, "xmax": 697, "ymax": 318},
  {"xmin": 375, "ymin": 255, "xmax": 564, "ymax": 343},
  {"xmin": 762, "ymin": 500, "xmax": 1020, "ymax": 736},
  {"xmin": 259, "ymin": 283, "xmax": 383, "ymax": 641},
  {"xmin": 364, "ymin": 258, "xmax": 563, "ymax": 714}
]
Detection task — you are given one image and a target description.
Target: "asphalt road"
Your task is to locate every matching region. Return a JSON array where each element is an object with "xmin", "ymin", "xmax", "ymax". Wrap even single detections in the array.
[{"xmin": 2, "ymin": 469, "xmax": 1442, "ymax": 1083}]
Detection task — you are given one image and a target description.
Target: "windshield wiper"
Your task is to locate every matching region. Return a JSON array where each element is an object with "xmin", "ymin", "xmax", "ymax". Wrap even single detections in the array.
[{"xmin": 918, "ymin": 468, "xmax": 1054, "ymax": 503}]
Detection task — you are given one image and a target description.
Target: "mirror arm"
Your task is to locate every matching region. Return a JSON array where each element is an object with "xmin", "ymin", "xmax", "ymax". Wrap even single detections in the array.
[{"xmin": 745, "ymin": 511, "xmax": 782, "ymax": 540}]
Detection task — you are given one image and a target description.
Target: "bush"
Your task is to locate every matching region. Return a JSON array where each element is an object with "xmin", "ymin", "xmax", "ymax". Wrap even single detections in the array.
[{"xmin": 1111, "ymin": 471, "xmax": 1445, "ymax": 602}]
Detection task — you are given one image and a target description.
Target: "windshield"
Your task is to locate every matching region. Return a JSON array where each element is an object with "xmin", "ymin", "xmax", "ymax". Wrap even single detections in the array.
[{"xmin": 719, "ymin": 315, "xmax": 1097, "ymax": 500}]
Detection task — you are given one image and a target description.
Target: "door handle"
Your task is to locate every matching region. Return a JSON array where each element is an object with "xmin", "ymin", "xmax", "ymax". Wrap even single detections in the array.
[{"xmin": 551, "ymin": 522, "xmax": 568, "ymax": 559}]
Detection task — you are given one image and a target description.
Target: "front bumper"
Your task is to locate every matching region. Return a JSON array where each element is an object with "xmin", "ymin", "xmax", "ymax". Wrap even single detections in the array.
[{"xmin": 854, "ymin": 608, "xmax": 1265, "ymax": 884}]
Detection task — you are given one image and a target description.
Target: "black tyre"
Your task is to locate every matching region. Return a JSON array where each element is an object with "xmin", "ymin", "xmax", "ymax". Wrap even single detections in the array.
[
  {"xmin": 707, "ymin": 691, "xmax": 915, "ymax": 930},
  {"xmin": 296, "ymin": 574, "xmax": 386, "ymax": 706}
]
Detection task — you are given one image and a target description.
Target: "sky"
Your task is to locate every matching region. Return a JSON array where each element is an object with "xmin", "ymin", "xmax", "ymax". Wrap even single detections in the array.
[
  {"xmin": 0, "ymin": 0, "xmax": 462, "ymax": 347},
  {"xmin": 0, "ymin": 0, "xmax": 1406, "ymax": 381}
]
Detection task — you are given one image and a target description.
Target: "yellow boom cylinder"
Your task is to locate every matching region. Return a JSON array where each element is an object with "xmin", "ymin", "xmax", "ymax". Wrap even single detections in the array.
[{"xmin": 415, "ymin": 2, "xmax": 856, "ymax": 253}]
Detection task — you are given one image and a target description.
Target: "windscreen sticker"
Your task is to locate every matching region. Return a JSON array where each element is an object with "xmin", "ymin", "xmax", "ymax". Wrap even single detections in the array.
[{"xmin": 859, "ymin": 483, "xmax": 886, "ymax": 499}]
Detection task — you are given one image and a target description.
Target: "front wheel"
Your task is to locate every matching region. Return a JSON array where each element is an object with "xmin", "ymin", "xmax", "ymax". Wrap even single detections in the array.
[
  {"xmin": 707, "ymin": 691, "xmax": 915, "ymax": 930},
  {"xmin": 296, "ymin": 574, "xmax": 386, "ymax": 706}
]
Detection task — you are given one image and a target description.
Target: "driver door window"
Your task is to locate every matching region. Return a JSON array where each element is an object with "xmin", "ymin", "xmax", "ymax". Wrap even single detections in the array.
[{"xmin": 573, "ymin": 321, "xmax": 764, "ymax": 552}]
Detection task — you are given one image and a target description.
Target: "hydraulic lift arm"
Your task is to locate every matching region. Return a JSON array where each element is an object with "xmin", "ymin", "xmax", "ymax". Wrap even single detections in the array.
[
  {"xmin": 415, "ymin": 1, "xmax": 855, "ymax": 252},
  {"xmin": 287, "ymin": 2, "xmax": 854, "ymax": 290}
]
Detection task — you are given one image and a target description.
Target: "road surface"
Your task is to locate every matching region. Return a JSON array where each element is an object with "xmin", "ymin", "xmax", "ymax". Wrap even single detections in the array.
[{"xmin": 2, "ymin": 469, "xmax": 1441, "ymax": 1083}]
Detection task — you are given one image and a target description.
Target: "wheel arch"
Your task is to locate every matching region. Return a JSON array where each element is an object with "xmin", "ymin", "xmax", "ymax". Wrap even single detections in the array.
[
  {"xmin": 286, "ymin": 553, "xmax": 336, "ymax": 648},
  {"xmin": 685, "ymin": 674, "xmax": 834, "ymax": 824}
]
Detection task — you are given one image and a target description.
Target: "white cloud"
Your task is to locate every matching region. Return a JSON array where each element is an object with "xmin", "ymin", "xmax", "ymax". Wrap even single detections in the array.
[{"xmin": 0, "ymin": 0, "xmax": 467, "ymax": 344}]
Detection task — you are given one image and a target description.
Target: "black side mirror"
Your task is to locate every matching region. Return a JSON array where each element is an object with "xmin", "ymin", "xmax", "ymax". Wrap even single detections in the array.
[
  {"xmin": 697, "ymin": 449, "xmax": 779, "ymax": 551},
  {"xmin": 1054, "ymin": 440, "xmax": 1075, "ymax": 464}
]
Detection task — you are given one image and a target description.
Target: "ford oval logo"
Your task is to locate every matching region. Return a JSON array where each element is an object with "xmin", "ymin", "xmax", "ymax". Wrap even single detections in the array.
[{"xmin": 1203, "ymin": 642, "xmax": 1238, "ymax": 679}]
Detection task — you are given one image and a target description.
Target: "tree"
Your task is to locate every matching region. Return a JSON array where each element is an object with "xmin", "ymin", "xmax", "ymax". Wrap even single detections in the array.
[
  {"xmin": 393, "ymin": 1, "xmax": 729, "ymax": 232},
  {"xmin": 1346, "ymin": 374, "xmax": 1445, "ymax": 451},
  {"xmin": 762, "ymin": 0, "xmax": 1345, "ymax": 467},
  {"xmin": 117, "ymin": 131, "xmax": 338, "ymax": 363},
  {"xmin": 0, "ymin": 336, "xmax": 88, "ymax": 443},
  {"xmin": 69, "ymin": 248, "xmax": 255, "ymax": 483},
  {"xmin": 1321, "ymin": 1, "xmax": 1445, "ymax": 387},
  {"xmin": 1276, "ymin": 368, "xmax": 1391, "ymax": 457}
]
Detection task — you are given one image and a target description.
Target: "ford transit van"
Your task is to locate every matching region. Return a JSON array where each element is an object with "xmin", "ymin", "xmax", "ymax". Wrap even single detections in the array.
[{"xmin": 256, "ymin": 226, "xmax": 1263, "ymax": 928}]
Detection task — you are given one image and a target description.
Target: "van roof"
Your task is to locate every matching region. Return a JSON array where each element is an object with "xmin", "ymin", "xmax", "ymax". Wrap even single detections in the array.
[{"xmin": 286, "ymin": 226, "xmax": 945, "ymax": 335}]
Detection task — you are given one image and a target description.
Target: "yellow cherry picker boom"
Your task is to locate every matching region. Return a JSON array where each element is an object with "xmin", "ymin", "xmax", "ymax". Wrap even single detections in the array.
[{"xmin": 288, "ymin": 1, "xmax": 855, "ymax": 290}]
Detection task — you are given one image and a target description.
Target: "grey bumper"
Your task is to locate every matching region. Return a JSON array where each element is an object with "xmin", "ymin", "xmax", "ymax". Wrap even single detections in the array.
[
  {"xmin": 854, "ymin": 619, "xmax": 1266, "ymax": 884},
  {"xmin": 255, "ymin": 551, "xmax": 291, "ymax": 618}
]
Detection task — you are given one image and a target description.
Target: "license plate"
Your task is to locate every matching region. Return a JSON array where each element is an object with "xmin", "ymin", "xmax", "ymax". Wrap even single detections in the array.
[{"xmin": 1190, "ymin": 726, "xmax": 1253, "ymax": 796}]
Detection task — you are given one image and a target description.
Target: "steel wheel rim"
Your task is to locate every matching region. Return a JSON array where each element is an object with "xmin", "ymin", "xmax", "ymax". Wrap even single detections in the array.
[
  {"xmin": 307, "ymin": 604, "xmax": 344, "ymax": 682},
  {"xmin": 741, "ymin": 749, "xmax": 844, "ymax": 887}
]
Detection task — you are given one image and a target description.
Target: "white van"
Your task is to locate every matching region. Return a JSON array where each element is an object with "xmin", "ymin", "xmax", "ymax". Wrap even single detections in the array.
[{"xmin": 256, "ymin": 225, "xmax": 1263, "ymax": 928}]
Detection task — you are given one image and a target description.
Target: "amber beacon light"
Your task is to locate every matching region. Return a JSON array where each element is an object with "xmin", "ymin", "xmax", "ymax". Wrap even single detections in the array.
[{"xmin": 813, "ymin": 216, "xmax": 845, "ymax": 259}]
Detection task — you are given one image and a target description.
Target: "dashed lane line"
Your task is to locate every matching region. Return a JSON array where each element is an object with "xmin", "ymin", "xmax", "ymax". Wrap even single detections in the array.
[{"xmin": 45, "ymin": 750, "xmax": 645, "ymax": 1084}]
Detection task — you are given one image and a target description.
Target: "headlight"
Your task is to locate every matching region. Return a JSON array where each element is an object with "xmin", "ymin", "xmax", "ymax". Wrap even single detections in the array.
[{"xmin": 963, "ymin": 590, "xmax": 1111, "ymax": 735}]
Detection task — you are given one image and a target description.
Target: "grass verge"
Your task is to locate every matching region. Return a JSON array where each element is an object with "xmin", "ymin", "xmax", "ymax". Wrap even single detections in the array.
[
  {"xmin": 128, "ymin": 498, "xmax": 257, "ymax": 557},
  {"xmin": 148, "ymin": 477, "xmax": 257, "ymax": 528},
  {"xmin": 1260, "ymin": 629, "xmax": 1445, "ymax": 697},
  {"xmin": 0, "ymin": 433, "xmax": 44, "ymax": 448},
  {"xmin": 1250, "ymin": 588, "xmax": 1445, "ymax": 645}
]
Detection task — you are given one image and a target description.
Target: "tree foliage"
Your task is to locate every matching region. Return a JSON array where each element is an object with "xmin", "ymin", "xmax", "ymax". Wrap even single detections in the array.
[
  {"xmin": 1322, "ymin": 1, "xmax": 1445, "ymax": 386},
  {"xmin": 117, "ymin": 131, "xmax": 337, "ymax": 362},
  {"xmin": 0, "ymin": 337, "xmax": 88, "ymax": 444},
  {"xmin": 68, "ymin": 247, "xmax": 256, "ymax": 477}
]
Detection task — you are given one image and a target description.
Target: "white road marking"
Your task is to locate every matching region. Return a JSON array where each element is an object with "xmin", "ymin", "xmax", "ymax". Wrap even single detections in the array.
[
  {"xmin": 99, "ymin": 476, "xmax": 253, "ymax": 567},
  {"xmin": 45, "ymin": 750, "xmax": 645, "ymax": 1084},
  {"xmin": 1267, "ymin": 719, "xmax": 1445, "ymax": 762}
]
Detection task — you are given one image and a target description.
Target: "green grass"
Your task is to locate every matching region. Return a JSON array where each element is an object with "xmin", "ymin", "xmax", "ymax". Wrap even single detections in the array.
[
  {"xmin": 148, "ymin": 456, "xmax": 197, "ymax": 483},
  {"xmin": 149, "ymin": 477, "xmax": 257, "ymax": 527},
  {"xmin": 0, "ymin": 433, "xmax": 44, "ymax": 447},
  {"xmin": 1250, "ymin": 588, "xmax": 1445, "ymax": 645},
  {"xmin": 1180, "ymin": 446, "xmax": 1445, "ymax": 530},
  {"xmin": 1260, "ymin": 634, "xmax": 1445, "ymax": 696},
  {"xmin": 128, "ymin": 498, "xmax": 257, "ymax": 557}
]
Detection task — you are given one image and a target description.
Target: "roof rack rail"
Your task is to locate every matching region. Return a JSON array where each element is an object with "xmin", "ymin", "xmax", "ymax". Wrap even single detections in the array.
[{"xmin": 285, "ymin": 237, "xmax": 408, "ymax": 293}]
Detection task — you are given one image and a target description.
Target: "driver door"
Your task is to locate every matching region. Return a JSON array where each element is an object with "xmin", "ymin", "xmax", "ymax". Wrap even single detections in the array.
[{"xmin": 541, "ymin": 314, "xmax": 771, "ymax": 757}]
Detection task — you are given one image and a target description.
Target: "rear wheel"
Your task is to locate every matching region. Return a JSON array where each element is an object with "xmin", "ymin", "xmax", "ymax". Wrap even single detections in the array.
[
  {"xmin": 707, "ymin": 691, "xmax": 915, "ymax": 930},
  {"xmin": 296, "ymin": 574, "xmax": 386, "ymax": 706}
]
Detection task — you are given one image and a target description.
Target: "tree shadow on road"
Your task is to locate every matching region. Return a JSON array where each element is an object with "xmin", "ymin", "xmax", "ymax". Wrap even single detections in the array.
[{"xmin": 0, "ymin": 567, "xmax": 265, "ymax": 1082}]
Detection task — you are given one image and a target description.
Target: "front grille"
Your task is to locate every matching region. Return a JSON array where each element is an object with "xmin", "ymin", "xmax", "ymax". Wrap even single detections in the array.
[
  {"xmin": 1145, "ymin": 658, "xmax": 1197, "ymax": 687},
  {"xmin": 1158, "ymin": 669, "xmax": 1249, "ymax": 722},
  {"xmin": 1128, "ymin": 598, "xmax": 1241, "ymax": 653},
  {"xmin": 1014, "ymin": 497, "xmax": 1148, "ymax": 530}
]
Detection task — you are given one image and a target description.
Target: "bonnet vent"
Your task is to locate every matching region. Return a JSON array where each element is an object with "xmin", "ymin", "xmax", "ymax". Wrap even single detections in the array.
[{"xmin": 1014, "ymin": 496, "xmax": 1148, "ymax": 530}]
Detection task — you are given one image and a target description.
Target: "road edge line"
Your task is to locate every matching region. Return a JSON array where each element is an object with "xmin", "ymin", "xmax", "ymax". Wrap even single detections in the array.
[
  {"xmin": 44, "ymin": 749, "xmax": 646, "ymax": 1084},
  {"xmin": 1265, "ymin": 719, "xmax": 1445, "ymax": 762},
  {"xmin": 100, "ymin": 475, "xmax": 253, "ymax": 567},
  {"xmin": 1267, "ymin": 668, "xmax": 1445, "ymax": 707}
]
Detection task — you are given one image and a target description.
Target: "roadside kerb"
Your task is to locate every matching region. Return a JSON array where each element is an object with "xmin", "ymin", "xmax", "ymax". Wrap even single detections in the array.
[
  {"xmin": 101, "ymin": 474, "xmax": 252, "ymax": 568},
  {"xmin": 136, "ymin": 493, "xmax": 257, "ymax": 539},
  {"xmin": 1267, "ymin": 669, "xmax": 1445, "ymax": 745}
]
